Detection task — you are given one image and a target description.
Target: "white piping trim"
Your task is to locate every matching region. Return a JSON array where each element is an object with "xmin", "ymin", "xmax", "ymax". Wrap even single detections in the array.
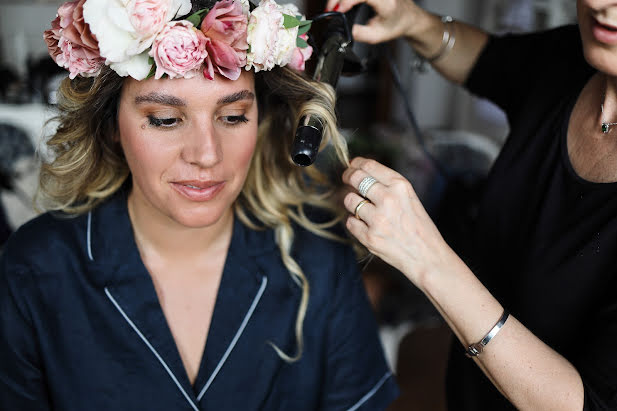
[
  {"xmin": 87, "ymin": 211, "xmax": 93, "ymax": 261},
  {"xmin": 104, "ymin": 287, "xmax": 199, "ymax": 411},
  {"xmin": 196, "ymin": 275, "xmax": 268, "ymax": 401},
  {"xmin": 346, "ymin": 371, "xmax": 393, "ymax": 411}
]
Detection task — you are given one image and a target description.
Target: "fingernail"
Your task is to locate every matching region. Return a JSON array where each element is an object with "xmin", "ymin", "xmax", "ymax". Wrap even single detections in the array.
[{"xmin": 333, "ymin": 3, "xmax": 340, "ymax": 11}]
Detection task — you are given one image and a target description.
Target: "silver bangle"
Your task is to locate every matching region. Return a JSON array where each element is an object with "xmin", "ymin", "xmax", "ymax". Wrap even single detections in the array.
[
  {"xmin": 465, "ymin": 309, "xmax": 510, "ymax": 358},
  {"xmin": 427, "ymin": 15, "xmax": 456, "ymax": 62}
]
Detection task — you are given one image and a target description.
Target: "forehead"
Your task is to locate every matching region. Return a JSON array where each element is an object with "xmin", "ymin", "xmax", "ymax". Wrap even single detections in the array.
[{"xmin": 120, "ymin": 70, "xmax": 256, "ymax": 106}]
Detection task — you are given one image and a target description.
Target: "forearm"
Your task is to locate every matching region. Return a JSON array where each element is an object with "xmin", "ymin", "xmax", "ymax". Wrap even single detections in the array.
[
  {"xmin": 416, "ymin": 251, "xmax": 584, "ymax": 410},
  {"xmin": 405, "ymin": 8, "xmax": 489, "ymax": 85}
]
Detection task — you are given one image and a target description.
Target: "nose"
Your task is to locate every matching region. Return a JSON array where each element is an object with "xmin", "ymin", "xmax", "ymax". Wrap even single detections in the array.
[{"xmin": 181, "ymin": 118, "xmax": 222, "ymax": 168}]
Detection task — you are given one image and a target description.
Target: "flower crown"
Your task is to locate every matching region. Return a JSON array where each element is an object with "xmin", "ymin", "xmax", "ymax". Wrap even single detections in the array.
[{"xmin": 44, "ymin": 0, "xmax": 313, "ymax": 81}]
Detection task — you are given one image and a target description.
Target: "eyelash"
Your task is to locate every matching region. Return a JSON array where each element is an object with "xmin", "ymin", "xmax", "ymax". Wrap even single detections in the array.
[
  {"xmin": 147, "ymin": 115, "xmax": 249, "ymax": 128},
  {"xmin": 222, "ymin": 115, "xmax": 249, "ymax": 126},
  {"xmin": 148, "ymin": 115, "xmax": 178, "ymax": 128}
]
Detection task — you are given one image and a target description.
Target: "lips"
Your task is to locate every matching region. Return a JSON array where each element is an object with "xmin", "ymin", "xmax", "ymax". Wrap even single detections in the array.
[
  {"xmin": 591, "ymin": 16, "xmax": 617, "ymax": 44},
  {"xmin": 171, "ymin": 180, "xmax": 226, "ymax": 201}
]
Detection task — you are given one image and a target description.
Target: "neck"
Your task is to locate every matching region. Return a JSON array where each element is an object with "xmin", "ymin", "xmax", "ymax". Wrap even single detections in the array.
[{"xmin": 127, "ymin": 191, "xmax": 234, "ymax": 261}]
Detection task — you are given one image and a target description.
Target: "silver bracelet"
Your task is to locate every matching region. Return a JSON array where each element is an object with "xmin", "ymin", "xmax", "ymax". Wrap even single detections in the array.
[
  {"xmin": 465, "ymin": 309, "xmax": 510, "ymax": 358},
  {"xmin": 427, "ymin": 15, "xmax": 456, "ymax": 62}
]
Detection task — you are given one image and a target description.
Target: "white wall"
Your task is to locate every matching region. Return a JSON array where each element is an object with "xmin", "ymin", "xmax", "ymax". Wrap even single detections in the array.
[{"xmin": 0, "ymin": 3, "xmax": 62, "ymax": 76}]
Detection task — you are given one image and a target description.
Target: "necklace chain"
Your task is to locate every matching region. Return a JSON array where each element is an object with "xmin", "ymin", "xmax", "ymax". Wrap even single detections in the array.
[{"xmin": 602, "ymin": 77, "xmax": 617, "ymax": 134}]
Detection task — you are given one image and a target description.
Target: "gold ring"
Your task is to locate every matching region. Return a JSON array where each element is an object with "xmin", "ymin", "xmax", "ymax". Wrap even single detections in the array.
[{"xmin": 354, "ymin": 199, "xmax": 370, "ymax": 220}]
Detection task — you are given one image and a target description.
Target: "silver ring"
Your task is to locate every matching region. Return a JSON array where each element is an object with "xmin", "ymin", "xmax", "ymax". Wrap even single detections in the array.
[{"xmin": 358, "ymin": 176, "xmax": 378, "ymax": 197}]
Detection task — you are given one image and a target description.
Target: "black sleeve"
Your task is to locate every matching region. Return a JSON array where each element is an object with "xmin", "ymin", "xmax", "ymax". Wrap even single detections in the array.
[
  {"xmin": 0, "ymin": 256, "xmax": 51, "ymax": 411},
  {"xmin": 319, "ymin": 246, "xmax": 399, "ymax": 410},
  {"xmin": 465, "ymin": 25, "xmax": 588, "ymax": 123},
  {"xmin": 578, "ymin": 298, "xmax": 617, "ymax": 410}
]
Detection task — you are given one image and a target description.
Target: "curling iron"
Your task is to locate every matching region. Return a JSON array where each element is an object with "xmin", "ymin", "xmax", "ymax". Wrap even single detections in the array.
[{"xmin": 291, "ymin": 7, "xmax": 365, "ymax": 167}]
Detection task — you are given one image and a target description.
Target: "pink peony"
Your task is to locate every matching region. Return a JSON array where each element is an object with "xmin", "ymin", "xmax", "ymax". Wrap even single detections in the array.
[
  {"xmin": 150, "ymin": 20, "xmax": 209, "ymax": 79},
  {"xmin": 200, "ymin": 0, "xmax": 248, "ymax": 81},
  {"xmin": 287, "ymin": 34, "xmax": 312, "ymax": 71},
  {"xmin": 44, "ymin": 0, "xmax": 104, "ymax": 79},
  {"xmin": 128, "ymin": 0, "xmax": 170, "ymax": 40}
]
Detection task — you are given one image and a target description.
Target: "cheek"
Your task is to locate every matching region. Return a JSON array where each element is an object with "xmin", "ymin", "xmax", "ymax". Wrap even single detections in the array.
[
  {"xmin": 230, "ymin": 125, "xmax": 259, "ymax": 170},
  {"xmin": 119, "ymin": 120, "xmax": 172, "ymax": 183}
]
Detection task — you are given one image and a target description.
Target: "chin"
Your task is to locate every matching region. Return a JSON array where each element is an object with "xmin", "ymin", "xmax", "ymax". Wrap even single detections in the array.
[{"xmin": 168, "ymin": 205, "xmax": 231, "ymax": 229}]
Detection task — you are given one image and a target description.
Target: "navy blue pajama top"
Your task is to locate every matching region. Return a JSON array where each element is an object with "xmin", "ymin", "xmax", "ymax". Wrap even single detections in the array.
[{"xmin": 0, "ymin": 189, "xmax": 398, "ymax": 410}]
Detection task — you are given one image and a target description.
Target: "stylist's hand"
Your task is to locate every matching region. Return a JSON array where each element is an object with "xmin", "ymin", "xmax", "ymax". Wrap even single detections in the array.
[
  {"xmin": 325, "ymin": 0, "xmax": 423, "ymax": 44},
  {"xmin": 342, "ymin": 157, "xmax": 457, "ymax": 288}
]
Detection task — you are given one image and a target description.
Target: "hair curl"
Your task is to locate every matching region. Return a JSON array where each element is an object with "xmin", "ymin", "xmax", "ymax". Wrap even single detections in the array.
[{"xmin": 38, "ymin": 65, "xmax": 351, "ymax": 361}]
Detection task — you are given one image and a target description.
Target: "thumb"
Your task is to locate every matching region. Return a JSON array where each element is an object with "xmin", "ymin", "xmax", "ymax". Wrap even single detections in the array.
[{"xmin": 352, "ymin": 22, "xmax": 391, "ymax": 44}]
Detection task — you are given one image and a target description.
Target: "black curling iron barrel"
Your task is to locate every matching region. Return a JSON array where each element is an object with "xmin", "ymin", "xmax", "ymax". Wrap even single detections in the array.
[{"xmin": 291, "ymin": 8, "xmax": 360, "ymax": 167}]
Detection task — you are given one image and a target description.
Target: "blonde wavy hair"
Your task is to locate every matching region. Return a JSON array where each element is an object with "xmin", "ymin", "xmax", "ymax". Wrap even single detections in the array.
[{"xmin": 38, "ymin": 65, "xmax": 352, "ymax": 361}]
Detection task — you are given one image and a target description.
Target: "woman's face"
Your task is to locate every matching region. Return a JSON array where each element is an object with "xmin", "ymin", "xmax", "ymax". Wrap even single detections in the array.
[
  {"xmin": 578, "ymin": 0, "xmax": 617, "ymax": 74},
  {"xmin": 117, "ymin": 71, "xmax": 258, "ymax": 229}
]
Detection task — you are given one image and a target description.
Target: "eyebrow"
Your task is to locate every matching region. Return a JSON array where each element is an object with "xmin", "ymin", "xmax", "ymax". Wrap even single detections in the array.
[
  {"xmin": 134, "ymin": 93, "xmax": 186, "ymax": 107},
  {"xmin": 134, "ymin": 90, "xmax": 255, "ymax": 107},
  {"xmin": 217, "ymin": 90, "xmax": 255, "ymax": 105}
]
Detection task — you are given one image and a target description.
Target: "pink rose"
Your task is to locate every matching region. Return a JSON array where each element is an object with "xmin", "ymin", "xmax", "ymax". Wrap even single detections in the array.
[
  {"xmin": 128, "ymin": 0, "xmax": 170, "ymax": 40},
  {"xmin": 150, "ymin": 20, "xmax": 209, "ymax": 79},
  {"xmin": 44, "ymin": 16, "xmax": 63, "ymax": 61},
  {"xmin": 61, "ymin": 0, "xmax": 99, "ymax": 50},
  {"xmin": 287, "ymin": 34, "xmax": 312, "ymax": 71},
  {"xmin": 200, "ymin": 0, "xmax": 248, "ymax": 81},
  {"xmin": 59, "ymin": 38, "xmax": 105, "ymax": 79},
  {"xmin": 44, "ymin": 0, "xmax": 104, "ymax": 79}
]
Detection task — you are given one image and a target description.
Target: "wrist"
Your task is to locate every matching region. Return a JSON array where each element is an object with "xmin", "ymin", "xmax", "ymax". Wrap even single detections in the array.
[
  {"xmin": 415, "ymin": 246, "xmax": 473, "ymax": 301},
  {"xmin": 405, "ymin": 10, "xmax": 445, "ymax": 54}
]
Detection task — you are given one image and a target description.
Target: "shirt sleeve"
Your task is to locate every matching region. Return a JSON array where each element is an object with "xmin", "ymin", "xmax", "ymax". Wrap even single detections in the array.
[
  {"xmin": 465, "ymin": 25, "xmax": 587, "ymax": 123},
  {"xmin": 0, "ymin": 256, "xmax": 51, "ymax": 411},
  {"xmin": 319, "ymin": 246, "xmax": 399, "ymax": 410}
]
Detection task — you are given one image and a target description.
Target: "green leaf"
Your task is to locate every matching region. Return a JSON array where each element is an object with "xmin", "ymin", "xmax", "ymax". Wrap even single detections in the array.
[
  {"xmin": 186, "ymin": 8, "xmax": 209, "ymax": 27},
  {"xmin": 298, "ymin": 19, "xmax": 312, "ymax": 26},
  {"xmin": 282, "ymin": 14, "xmax": 300, "ymax": 28},
  {"xmin": 296, "ymin": 36, "xmax": 308, "ymax": 48},
  {"xmin": 298, "ymin": 23, "xmax": 311, "ymax": 36},
  {"xmin": 146, "ymin": 63, "xmax": 156, "ymax": 80},
  {"xmin": 148, "ymin": 56, "xmax": 154, "ymax": 65}
]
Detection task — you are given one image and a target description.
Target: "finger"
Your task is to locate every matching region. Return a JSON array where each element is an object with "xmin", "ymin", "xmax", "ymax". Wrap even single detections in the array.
[
  {"xmin": 352, "ymin": 18, "xmax": 398, "ymax": 44},
  {"xmin": 350, "ymin": 157, "xmax": 403, "ymax": 185},
  {"xmin": 344, "ymin": 192, "xmax": 376, "ymax": 223},
  {"xmin": 345, "ymin": 168, "xmax": 387, "ymax": 201},
  {"xmin": 332, "ymin": 0, "xmax": 365, "ymax": 13},
  {"xmin": 325, "ymin": 0, "xmax": 339, "ymax": 11},
  {"xmin": 346, "ymin": 215, "xmax": 369, "ymax": 245},
  {"xmin": 341, "ymin": 165, "xmax": 360, "ymax": 185}
]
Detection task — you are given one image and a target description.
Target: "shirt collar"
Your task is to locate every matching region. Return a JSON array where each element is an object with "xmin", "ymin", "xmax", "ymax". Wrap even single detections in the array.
[{"xmin": 86, "ymin": 187, "xmax": 278, "ymax": 287}]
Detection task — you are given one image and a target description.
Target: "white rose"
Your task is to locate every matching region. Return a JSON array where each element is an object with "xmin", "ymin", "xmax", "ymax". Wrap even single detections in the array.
[
  {"xmin": 83, "ymin": 0, "xmax": 191, "ymax": 74},
  {"xmin": 246, "ymin": 0, "xmax": 302, "ymax": 72},
  {"xmin": 236, "ymin": 0, "xmax": 250, "ymax": 16}
]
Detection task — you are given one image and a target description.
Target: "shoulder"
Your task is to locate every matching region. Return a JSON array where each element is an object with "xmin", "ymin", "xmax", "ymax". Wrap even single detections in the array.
[{"xmin": 2, "ymin": 210, "xmax": 89, "ymax": 276}]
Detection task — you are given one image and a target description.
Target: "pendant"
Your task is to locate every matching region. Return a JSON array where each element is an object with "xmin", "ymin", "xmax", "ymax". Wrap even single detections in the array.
[{"xmin": 602, "ymin": 123, "xmax": 610, "ymax": 133}]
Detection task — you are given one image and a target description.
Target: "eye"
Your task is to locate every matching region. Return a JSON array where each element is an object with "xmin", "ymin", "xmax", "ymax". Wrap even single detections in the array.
[
  {"xmin": 148, "ymin": 115, "xmax": 181, "ymax": 128},
  {"xmin": 221, "ymin": 115, "xmax": 249, "ymax": 126}
]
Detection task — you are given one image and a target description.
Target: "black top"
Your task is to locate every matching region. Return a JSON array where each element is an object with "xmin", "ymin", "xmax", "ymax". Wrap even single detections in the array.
[
  {"xmin": 0, "ymin": 188, "xmax": 398, "ymax": 410},
  {"xmin": 446, "ymin": 25, "xmax": 617, "ymax": 410}
]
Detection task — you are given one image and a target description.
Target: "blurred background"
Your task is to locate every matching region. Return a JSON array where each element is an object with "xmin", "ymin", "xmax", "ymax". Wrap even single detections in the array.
[{"xmin": 0, "ymin": 0, "xmax": 576, "ymax": 409}]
